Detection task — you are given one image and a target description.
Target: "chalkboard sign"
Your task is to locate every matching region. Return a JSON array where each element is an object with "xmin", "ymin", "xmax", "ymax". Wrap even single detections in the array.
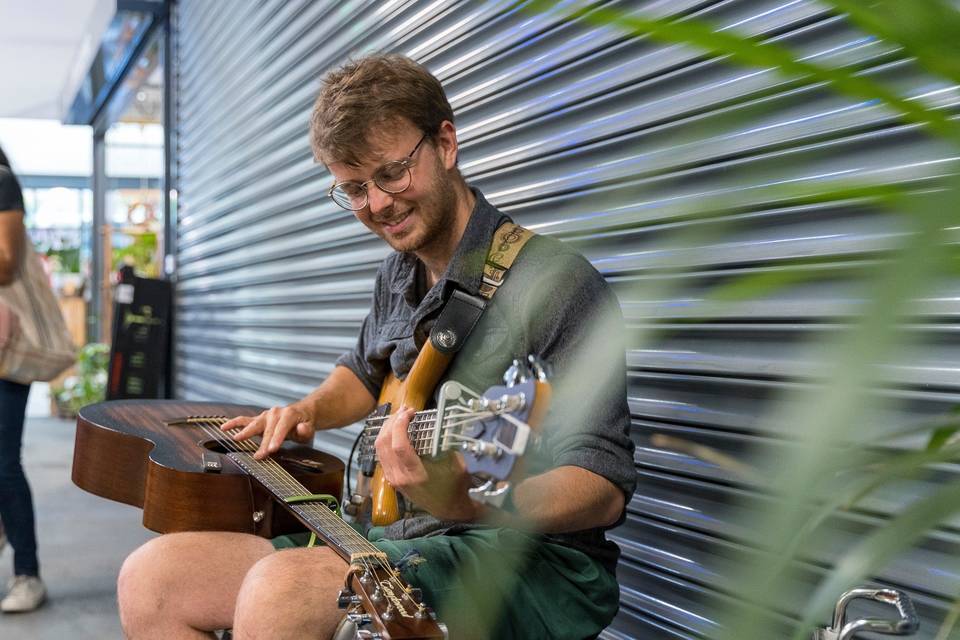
[{"xmin": 107, "ymin": 267, "xmax": 172, "ymax": 400}]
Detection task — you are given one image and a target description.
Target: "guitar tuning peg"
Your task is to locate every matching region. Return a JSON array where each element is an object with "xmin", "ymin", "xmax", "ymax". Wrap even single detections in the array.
[
  {"xmin": 504, "ymin": 356, "xmax": 550, "ymax": 387},
  {"xmin": 337, "ymin": 589, "xmax": 361, "ymax": 609},
  {"xmin": 503, "ymin": 358, "xmax": 531, "ymax": 387},
  {"xmin": 347, "ymin": 611, "xmax": 372, "ymax": 626},
  {"xmin": 527, "ymin": 355, "xmax": 550, "ymax": 381}
]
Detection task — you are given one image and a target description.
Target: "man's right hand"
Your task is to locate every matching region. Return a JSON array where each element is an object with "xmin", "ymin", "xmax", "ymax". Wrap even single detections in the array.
[{"xmin": 220, "ymin": 404, "xmax": 316, "ymax": 460}]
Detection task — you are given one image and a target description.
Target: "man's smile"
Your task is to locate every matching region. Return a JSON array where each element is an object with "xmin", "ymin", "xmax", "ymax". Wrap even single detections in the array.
[{"xmin": 379, "ymin": 210, "xmax": 414, "ymax": 234}]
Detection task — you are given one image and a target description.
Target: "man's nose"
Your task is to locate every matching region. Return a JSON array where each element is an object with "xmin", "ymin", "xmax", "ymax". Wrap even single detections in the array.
[{"xmin": 366, "ymin": 184, "xmax": 394, "ymax": 215}]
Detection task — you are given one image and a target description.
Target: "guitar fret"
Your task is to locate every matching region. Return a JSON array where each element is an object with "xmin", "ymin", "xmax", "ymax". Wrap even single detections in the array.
[
  {"xmin": 81, "ymin": 407, "xmax": 447, "ymax": 638},
  {"xmin": 358, "ymin": 407, "xmax": 450, "ymax": 465},
  {"xmin": 357, "ymin": 440, "xmax": 436, "ymax": 461},
  {"xmin": 227, "ymin": 452, "xmax": 379, "ymax": 557}
]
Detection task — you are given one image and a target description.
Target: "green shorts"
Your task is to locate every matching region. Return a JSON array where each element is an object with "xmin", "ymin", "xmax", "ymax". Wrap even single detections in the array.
[{"xmin": 273, "ymin": 527, "xmax": 619, "ymax": 640}]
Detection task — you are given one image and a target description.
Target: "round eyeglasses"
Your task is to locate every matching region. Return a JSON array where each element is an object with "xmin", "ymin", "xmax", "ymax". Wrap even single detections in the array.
[{"xmin": 328, "ymin": 134, "xmax": 428, "ymax": 211}]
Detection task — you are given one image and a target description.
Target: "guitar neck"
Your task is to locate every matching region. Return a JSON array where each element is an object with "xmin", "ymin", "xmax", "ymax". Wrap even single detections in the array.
[
  {"xmin": 360, "ymin": 409, "xmax": 446, "ymax": 462},
  {"xmin": 227, "ymin": 451, "xmax": 380, "ymax": 563},
  {"xmin": 223, "ymin": 445, "xmax": 445, "ymax": 637}
]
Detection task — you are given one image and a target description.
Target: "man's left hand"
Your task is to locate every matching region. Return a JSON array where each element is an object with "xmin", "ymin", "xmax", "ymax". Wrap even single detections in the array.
[{"xmin": 375, "ymin": 406, "xmax": 478, "ymax": 521}]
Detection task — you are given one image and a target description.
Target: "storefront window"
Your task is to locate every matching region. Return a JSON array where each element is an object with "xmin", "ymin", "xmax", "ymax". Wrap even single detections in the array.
[
  {"xmin": 99, "ymin": 34, "xmax": 165, "ymax": 341},
  {"xmin": 23, "ymin": 186, "xmax": 90, "ymax": 298}
]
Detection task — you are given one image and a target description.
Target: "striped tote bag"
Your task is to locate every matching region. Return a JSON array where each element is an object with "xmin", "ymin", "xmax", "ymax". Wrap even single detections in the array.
[{"xmin": 0, "ymin": 229, "xmax": 75, "ymax": 384}]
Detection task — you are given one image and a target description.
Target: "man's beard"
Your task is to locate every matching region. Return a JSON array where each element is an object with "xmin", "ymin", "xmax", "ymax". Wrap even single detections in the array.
[{"xmin": 379, "ymin": 164, "xmax": 460, "ymax": 255}]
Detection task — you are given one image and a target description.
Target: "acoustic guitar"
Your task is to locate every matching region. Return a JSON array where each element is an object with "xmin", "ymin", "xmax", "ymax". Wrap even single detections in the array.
[
  {"xmin": 72, "ymin": 400, "xmax": 344, "ymax": 536},
  {"xmin": 72, "ymin": 399, "xmax": 448, "ymax": 639}
]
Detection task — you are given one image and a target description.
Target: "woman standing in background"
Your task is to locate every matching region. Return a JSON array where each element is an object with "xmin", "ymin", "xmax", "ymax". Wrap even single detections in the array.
[{"xmin": 0, "ymin": 145, "xmax": 46, "ymax": 613}]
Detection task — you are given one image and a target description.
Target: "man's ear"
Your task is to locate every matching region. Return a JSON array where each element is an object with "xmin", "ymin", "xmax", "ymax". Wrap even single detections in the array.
[{"xmin": 435, "ymin": 120, "xmax": 460, "ymax": 170}]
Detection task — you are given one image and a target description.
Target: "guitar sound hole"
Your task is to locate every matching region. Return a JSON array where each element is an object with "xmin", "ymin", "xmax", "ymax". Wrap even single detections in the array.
[
  {"xmin": 201, "ymin": 440, "xmax": 231, "ymax": 454},
  {"xmin": 199, "ymin": 440, "xmax": 326, "ymax": 472}
]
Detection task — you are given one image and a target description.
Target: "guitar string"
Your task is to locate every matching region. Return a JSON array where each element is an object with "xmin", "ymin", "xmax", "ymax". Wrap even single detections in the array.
[
  {"xmin": 357, "ymin": 388, "xmax": 531, "ymax": 463},
  {"xmin": 194, "ymin": 419, "xmax": 376, "ymax": 554},
  {"xmin": 361, "ymin": 406, "xmax": 469, "ymax": 435},
  {"xmin": 361, "ymin": 404, "xmax": 495, "ymax": 449},
  {"xmin": 190, "ymin": 419, "xmax": 419, "ymax": 610},
  {"xmin": 358, "ymin": 408, "xmax": 496, "ymax": 451},
  {"xmin": 357, "ymin": 411, "xmax": 500, "ymax": 463},
  {"xmin": 189, "ymin": 393, "xmax": 531, "ymax": 615},
  {"xmin": 363, "ymin": 404, "xmax": 490, "ymax": 434},
  {"xmin": 358, "ymin": 413, "xmax": 446, "ymax": 454},
  {"xmin": 192, "ymin": 421, "xmax": 420, "ymax": 611}
]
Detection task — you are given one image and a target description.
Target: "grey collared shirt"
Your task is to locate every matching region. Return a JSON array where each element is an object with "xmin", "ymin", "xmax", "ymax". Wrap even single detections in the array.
[{"xmin": 337, "ymin": 188, "xmax": 636, "ymax": 573}]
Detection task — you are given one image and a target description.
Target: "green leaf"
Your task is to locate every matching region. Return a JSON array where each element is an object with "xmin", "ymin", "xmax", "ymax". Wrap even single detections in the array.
[
  {"xmin": 796, "ymin": 477, "xmax": 960, "ymax": 639},
  {"xmin": 825, "ymin": 0, "xmax": 960, "ymax": 87},
  {"xmin": 709, "ymin": 260, "xmax": 870, "ymax": 302},
  {"xmin": 527, "ymin": 0, "xmax": 960, "ymax": 145},
  {"xmin": 927, "ymin": 426, "xmax": 960, "ymax": 452}
]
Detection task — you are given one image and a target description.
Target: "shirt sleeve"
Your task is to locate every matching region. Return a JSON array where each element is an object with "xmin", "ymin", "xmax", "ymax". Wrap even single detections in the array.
[
  {"xmin": 521, "ymin": 246, "xmax": 637, "ymax": 499},
  {"xmin": 335, "ymin": 263, "xmax": 390, "ymax": 400},
  {"xmin": 0, "ymin": 169, "xmax": 25, "ymax": 212}
]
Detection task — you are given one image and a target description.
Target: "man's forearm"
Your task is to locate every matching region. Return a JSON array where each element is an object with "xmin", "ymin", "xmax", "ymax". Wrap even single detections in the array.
[
  {"xmin": 477, "ymin": 466, "xmax": 625, "ymax": 534},
  {"xmin": 292, "ymin": 365, "xmax": 377, "ymax": 431}
]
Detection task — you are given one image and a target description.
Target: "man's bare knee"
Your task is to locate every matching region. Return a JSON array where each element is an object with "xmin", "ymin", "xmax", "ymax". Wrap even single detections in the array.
[
  {"xmin": 234, "ymin": 547, "xmax": 346, "ymax": 640},
  {"xmin": 119, "ymin": 532, "xmax": 273, "ymax": 639},
  {"xmin": 118, "ymin": 536, "xmax": 175, "ymax": 632}
]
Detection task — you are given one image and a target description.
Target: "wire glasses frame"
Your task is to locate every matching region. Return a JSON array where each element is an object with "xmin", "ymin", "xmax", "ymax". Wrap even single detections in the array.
[{"xmin": 327, "ymin": 134, "xmax": 429, "ymax": 211}]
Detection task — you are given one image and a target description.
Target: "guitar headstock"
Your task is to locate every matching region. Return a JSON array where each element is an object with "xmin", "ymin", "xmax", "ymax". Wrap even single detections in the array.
[
  {"xmin": 339, "ymin": 559, "xmax": 447, "ymax": 639},
  {"xmin": 437, "ymin": 355, "xmax": 551, "ymax": 483}
]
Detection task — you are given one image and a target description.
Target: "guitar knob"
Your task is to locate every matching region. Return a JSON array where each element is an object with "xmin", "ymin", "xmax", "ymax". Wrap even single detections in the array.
[{"xmin": 355, "ymin": 631, "xmax": 382, "ymax": 640}]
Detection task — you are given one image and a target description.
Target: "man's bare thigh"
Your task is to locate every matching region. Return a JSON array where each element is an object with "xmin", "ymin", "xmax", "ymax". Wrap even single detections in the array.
[{"xmin": 122, "ymin": 531, "xmax": 275, "ymax": 632}]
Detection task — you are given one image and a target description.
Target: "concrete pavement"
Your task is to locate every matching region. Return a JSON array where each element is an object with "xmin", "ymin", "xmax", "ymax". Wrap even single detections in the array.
[{"xmin": 0, "ymin": 406, "xmax": 156, "ymax": 639}]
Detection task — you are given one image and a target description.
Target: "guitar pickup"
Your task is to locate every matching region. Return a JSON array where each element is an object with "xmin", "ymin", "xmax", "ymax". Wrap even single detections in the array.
[{"xmin": 202, "ymin": 451, "xmax": 222, "ymax": 473}]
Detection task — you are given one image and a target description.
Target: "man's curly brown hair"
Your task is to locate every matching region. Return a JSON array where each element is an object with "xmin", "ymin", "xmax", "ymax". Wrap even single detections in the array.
[{"xmin": 310, "ymin": 54, "xmax": 454, "ymax": 167}]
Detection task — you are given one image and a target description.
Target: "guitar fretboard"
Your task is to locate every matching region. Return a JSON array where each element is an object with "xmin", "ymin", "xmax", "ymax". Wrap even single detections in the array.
[
  {"xmin": 358, "ymin": 409, "xmax": 464, "ymax": 463},
  {"xmin": 227, "ymin": 452, "xmax": 379, "ymax": 560}
]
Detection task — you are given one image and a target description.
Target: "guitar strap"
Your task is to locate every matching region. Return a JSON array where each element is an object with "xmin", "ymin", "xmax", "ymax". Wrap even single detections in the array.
[
  {"xmin": 427, "ymin": 222, "xmax": 534, "ymax": 355},
  {"xmin": 480, "ymin": 222, "xmax": 536, "ymax": 300},
  {"xmin": 357, "ymin": 222, "xmax": 535, "ymax": 523}
]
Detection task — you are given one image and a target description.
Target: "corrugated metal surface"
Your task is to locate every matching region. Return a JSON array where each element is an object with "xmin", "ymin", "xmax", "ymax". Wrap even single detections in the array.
[{"xmin": 173, "ymin": 1, "xmax": 960, "ymax": 637}]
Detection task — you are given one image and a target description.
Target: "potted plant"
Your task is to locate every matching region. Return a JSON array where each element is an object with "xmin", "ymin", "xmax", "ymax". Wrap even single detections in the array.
[{"xmin": 52, "ymin": 343, "xmax": 109, "ymax": 418}]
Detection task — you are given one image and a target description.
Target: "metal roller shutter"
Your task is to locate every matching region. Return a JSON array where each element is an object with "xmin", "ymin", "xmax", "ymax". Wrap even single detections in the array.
[{"xmin": 173, "ymin": 1, "xmax": 960, "ymax": 637}]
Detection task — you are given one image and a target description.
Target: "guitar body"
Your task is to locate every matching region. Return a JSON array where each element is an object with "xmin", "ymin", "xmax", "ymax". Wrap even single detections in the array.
[
  {"xmin": 73, "ymin": 399, "xmax": 343, "ymax": 537},
  {"xmin": 369, "ymin": 342, "xmax": 451, "ymax": 526}
]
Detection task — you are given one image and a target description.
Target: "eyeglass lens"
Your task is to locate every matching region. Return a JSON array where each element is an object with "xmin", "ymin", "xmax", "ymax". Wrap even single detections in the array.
[
  {"xmin": 330, "ymin": 161, "xmax": 413, "ymax": 211},
  {"xmin": 329, "ymin": 135, "xmax": 427, "ymax": 211}
]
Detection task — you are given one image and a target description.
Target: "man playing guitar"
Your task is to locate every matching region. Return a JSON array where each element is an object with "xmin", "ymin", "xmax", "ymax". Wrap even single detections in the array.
[{"xmin": 117, "ymin": 54, "xmax": 636, "ymax": 640}]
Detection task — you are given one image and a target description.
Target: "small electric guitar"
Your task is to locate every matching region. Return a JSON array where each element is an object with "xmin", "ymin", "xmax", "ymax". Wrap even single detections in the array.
[{"xmin": 351, "ymin": 356, "xmax": 551, "ymax": 521}]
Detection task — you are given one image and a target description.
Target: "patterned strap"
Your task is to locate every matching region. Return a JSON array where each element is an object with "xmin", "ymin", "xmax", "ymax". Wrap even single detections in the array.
[{"xmin": 479, "ymin": 222, "xmax": 534, "ymax": 300}]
